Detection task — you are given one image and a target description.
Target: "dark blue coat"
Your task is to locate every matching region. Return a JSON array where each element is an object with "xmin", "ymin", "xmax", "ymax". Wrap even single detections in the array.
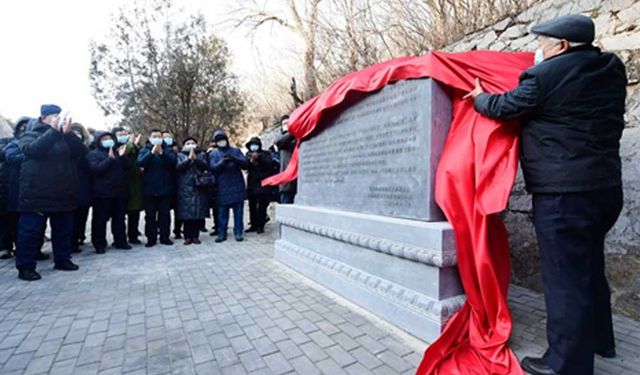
[
  {"xmin": 136, "ymin": 142, "xmax": 177, "ymax": 197},
  {"xmin": 1, "ymin": 139, "xmax": 22, "ymax": 211},
  {"xmin": 76, "ymin": 156, "xmax": 92, "ymax": 207},
  {"xmin": 87, "ymin": 142, "xmax": 131, "ymax": 199},
  {"xmin": 209, "ymin": 146, "xmax": 249, "ymax": 206},
  {"xmin": 176, "ymin": 151, "xmax": 210, "ymax": 220},
  {"xmin": 18, "ymin": 121, "xmax": 88, "ymax": 212}
]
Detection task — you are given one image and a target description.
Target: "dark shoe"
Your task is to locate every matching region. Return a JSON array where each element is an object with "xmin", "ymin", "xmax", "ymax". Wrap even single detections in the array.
[
  {"xmin": 200, "ymin": 228, "xmax": 208, "ymax": 233},
  {"xmin": 70, "ymin": 246, "xmax": 82, "ymax": 254},
  {"xmin": 596, "ymin": 348, "xmax": 617, "ymax": 358},
  {"xmin": 145, "ymin": 241, "xmax": 156, "ymax": 248},
  {"xmin": 520, "ymin": 357, "xmax": 558, "ymax": 375},
  {"xmin": 129, "ymin": 238, "xmax": 142, "ymax": 245},
  {"xmin": 184, "ymin": 239, "xmax": 192, "ymax": 246},
  {"xmin": 35, "ymin": 252, "xmax": 50, "ymax": 261},
  {"xmin": 114, "ymin": 244, "xmax": 132, "ymax": 250},
  {"xmin": 265, "ymin": 216, "xmax": 270, "ymax": 223},
  {"xmin": 160, "ymin": 239, "xmax": 174, "ymax": 246},
  {"xmin": 235, "ymin": 236, "xmax": 244, "ymax": 242},
  {"xmin": 257, "ymin": 228, "xmax": 265, "ymax": 234},
  {"xmin": 174, "ymin": 233, "xmax": 182, "ymax": 239},
  {"xmin": 95, "ymin": 247, "xmax": 106, "ymax": 254},
  {"xmin": 193, "ymin": 238, "xmax": 201, "ymax": 245},
  {"xmin": 245, "ymin": 227, "xmax": 257, "ymax": 233},
  {"xmin": 209, "ymin": 230, "xmax": 219, "ymax": 237},
  {"xmin": 0, "ymin": 250, "xmax": 14, "ymax": 259},
  {"xmin": 215, "ymin": 237, "xmax": 227, "ymax": 243},
  {"xmin": 18, "ymin": 269, "xmax": 41, "ymax": 281},
  {"xmin": 54, "ymin": 260, "xmax": 79, "ymax": 271}
]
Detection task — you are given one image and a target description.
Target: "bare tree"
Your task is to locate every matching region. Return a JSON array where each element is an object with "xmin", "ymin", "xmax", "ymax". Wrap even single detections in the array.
[
  {"xmin": 90, "ymin": 0, "xmax": 245, "ymax": 144},
  {"xmin": 231, "ymin": 0, "xmax": 323, "ymax": 100}
]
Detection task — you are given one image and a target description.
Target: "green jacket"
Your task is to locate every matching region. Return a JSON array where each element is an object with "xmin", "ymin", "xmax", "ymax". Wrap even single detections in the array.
[{"xmin": 125, "ymin": 143, "xmax": 144, "ymax": 211}]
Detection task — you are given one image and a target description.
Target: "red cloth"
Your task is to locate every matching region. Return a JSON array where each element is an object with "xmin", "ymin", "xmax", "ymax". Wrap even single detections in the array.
[{"xmin": 263, "ymin": 51, "xmax": 533, "ymax": 374}]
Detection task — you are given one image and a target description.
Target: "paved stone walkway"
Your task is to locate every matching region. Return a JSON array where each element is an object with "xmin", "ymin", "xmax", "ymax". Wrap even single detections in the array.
[{"xmin": 0, "ymin": 220, "xmax": 637, "ymax": 375}]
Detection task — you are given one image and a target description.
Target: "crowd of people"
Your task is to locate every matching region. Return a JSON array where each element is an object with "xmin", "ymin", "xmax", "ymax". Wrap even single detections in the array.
[{"xmin": 0, "ymin": 105, "xmax": 297, "ymax": 281}]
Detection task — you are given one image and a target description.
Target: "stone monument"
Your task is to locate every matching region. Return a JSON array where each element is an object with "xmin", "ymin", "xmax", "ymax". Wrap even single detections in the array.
[{"xmin": 274, "ymin": 78, "xmax": 465, "ymax": 342}]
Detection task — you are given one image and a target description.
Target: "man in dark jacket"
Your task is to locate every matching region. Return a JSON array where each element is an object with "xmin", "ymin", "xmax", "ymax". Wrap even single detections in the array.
[
  {"xmin": 209, "ymin": 130, "xmax": 249, "ymax": 242},
  {"xmin": 113, "ymin": 128, "xmax": 144, "ymax": 245},
  {"xmin": 16, "ymin": 105, "xmax": 88, "ymax": 281},
  {"xmin": 245, "ymin": 136, "xmax": 278, "ymax": 234},
  {"xmin": 1, "ymin": 118, "xmax": 51, "ymax": 261},
  {"xmin": 87, "ymin": 131, "xmax": 131, "ymax": 253},
  {"xmin": 466, "ymin": 15, "xmax": 627, "ymax": 375},
  {"xmin": 275, "ymin": 115, "xmax": 297, "ymax": 204},
  {"xmin": 137, "ymin": 129, "xmax": 177, "ymax": 247},
  {"xmin": 70, "ymin": 123, "xmax": 93, "ymax": 253}
]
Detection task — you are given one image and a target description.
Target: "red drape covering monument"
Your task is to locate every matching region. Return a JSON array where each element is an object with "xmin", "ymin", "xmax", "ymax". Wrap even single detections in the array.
[{"xmin": 263, "ymin": 51, "xmax": 533, "ymax": 374}]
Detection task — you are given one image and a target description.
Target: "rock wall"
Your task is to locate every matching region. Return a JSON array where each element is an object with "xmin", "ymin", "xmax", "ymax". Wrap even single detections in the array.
[{"xmin": 446, "ymin": 0, "xmax": 640, "ymax": 319}]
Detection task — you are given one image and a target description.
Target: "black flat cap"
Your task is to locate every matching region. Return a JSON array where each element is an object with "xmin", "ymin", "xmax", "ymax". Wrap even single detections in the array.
[{"xmin": 530, "ymin": 14, "xmax": 595, "ymax": 44}]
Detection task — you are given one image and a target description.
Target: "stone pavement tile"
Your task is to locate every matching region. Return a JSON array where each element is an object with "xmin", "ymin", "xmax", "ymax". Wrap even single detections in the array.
[
  {"xmin": 376, "ymin": 350, "xmax": 414, "ymax": 373},
  {"xmin": 2, "ymin": 351, "xmax": 35, "ymax": 372},
  {"xmin": 262, "ymin": 352, "xmax": 294, "ymax": 375},
  {"xmin": 290, "ymin": 355, "xmax": 321, "ymax": 375},
  {"xmin": 326, "ymin": 344, "xmax": 358, "ymax": 367},
  {"xmin": 316, "ymin": 358, "xmax": 349, "ymax": 375},
  {"xmin": 352, "ymin": 347, "xmax": 384, "ymax": 370},
  {"xmin": 214, "ymin": 346, "xmax": 240, "ymax": 368},
  {"xmin": 23, "ymin": 353, "xmax": 55, "ymax": 375},
  {"xmin": 221, "ymin": 363, "xmax": 249, "ymax": 375},
  {"xmin": 274, "ymin": 339, "xmax": 303, "ymax": 360},
  {"xmin": 239, "ymin": 350, "xmax": 268, "ymax": 373}
]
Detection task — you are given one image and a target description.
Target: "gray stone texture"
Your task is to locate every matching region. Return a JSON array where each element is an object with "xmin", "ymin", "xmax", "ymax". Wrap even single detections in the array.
[
  {"xmin": 296, "ymin": 78, "xmax": 451, "ymax": 222},
  {"xmin": 447, "ymin": 0, "xmax": 640, "ymax": 320}
]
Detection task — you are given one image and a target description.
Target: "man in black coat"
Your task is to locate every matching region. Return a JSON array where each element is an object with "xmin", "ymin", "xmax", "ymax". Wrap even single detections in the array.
[
  {"xmin": 137, "ymin": 129, "xmax": 177, "ymax": 247},
  {"xmin": 465, "ymin": 15, "xmax": 627, "ymax": 375},
  {"xmin": 275, "ymin": 115, "xmax": 297, "ymax": 204},
  {"xmin": 15, "ymin": 105, "xmax": 89, "ymax": 281},
  {"xmin": 245, "ymin": 136, "xmax": 278, "ymax": 234},
  {"xmin": 87, "ymin": 131, "xmax": 131, "ymax": 253}
]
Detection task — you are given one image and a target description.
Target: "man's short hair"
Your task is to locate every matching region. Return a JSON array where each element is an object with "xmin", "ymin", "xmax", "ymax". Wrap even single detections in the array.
[{"xmin": 148, "ymin": 128, "xmax": 162, "ymax": 135}]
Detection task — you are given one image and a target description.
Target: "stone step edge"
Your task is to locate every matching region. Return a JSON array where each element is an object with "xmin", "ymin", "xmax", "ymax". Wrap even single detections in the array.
[
  {"xmin": 277, "ymin": 214, "xmax": 457, "ymax": 267},
  {"xmin": 275, "ymin": 239, "xmax": 467, "ymax": 323}
]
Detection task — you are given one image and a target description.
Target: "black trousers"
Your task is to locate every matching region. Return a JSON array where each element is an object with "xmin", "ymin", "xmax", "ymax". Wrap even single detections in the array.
[
  {"xmin": 248, "ymin": 194, "xmax": 271, "ymax": 231},
  {"xmin": 533, "ymin": 186, "xmax": 622, "ymax": 375},
  {"xmin": 127, "ymin": 210, "xmax": 141, "ymax": 242},
  {"xmin": 92, "ymin": 198, "xmax": 127, "ymax": 249},
  {"xmin": 72, "ymin": 206, "xmax": 90, "ymax": 249},
  {"xmin": 183, "ymin": 220, "xmax": 200, "ymax": 240},
  {"xmin": 1, "ymin": 211, "xmax": 19, "ymax": 252},
  {"xmin": 144, "ymin": 195, "xmax": 171, "ymax": 243}
]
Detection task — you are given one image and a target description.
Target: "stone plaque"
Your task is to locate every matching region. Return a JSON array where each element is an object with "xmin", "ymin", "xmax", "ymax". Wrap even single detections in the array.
[{"xmin": 296, "ymin": 78, "xmax": 452, "ymax": 221}]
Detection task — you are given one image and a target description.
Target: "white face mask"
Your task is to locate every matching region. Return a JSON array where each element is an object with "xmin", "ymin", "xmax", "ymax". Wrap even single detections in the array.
[
  {"xmin": 216, "ymin": 140, "xmax": 228, "ymax": 148},
  {"xmin": 249, "ymin": 144, "xmax": 259, "ymax": 152},
  {"xmin": 150, "ymin": 138, "xmax": 163, "ymax": 146},
  {"xmin": 183, "ymin": 144, "xmax": 197, "ymax": 152},
  {"xmin": 534, "ymin": 48, "xmax": 545, "ymax": 65},
  {"xmin": 163, "ymin": 137, "xmax": 173, "ymax": 146},
  {"xmin": 117, "ymin": 135, "xmax": 129, "ymax": 144}
]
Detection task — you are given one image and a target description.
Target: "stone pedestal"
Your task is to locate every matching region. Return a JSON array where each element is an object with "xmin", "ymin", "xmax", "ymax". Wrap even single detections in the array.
[{"xmin": 275, "ymin": 78, "xmax": 465, "ymax": 343}]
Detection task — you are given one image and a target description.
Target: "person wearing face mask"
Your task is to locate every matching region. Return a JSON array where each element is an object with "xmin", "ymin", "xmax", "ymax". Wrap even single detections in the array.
[
  {"xmin": 205, "ymin": 140, "xmax": 220, "ymax": 237},
  {"xmin": 175, "ymin": 138, "xmax": 210, "ymax": 245},
  {"xmin": 15, "ymin": 105, "xmax": 88, "ymax": 281},
  {"xmin": 86, "ymin": 132, "xmax": 131, "ymax": 254},
  {"xmin": 162, "ymin": 130, "xmax": 183, "ymax": 240},
  {"xmin": 69, "ymin": 123, "xmax": 93, "ymax": 253},
  {"xmin": 113, "ymin": 127, "xmax": 144, "ymax": 245},
  {"xmin": 137, "ymin": 129, "xmax": 177, "ymax": 247},
  {"xmin": 244, "ymin": 136, "xmax": 278, "ymax": 234},
  {"xmin": 465, "ymin": 15, "xmax": 627, "ymax": 375},
  {"xmin": 209, "ymin": 130, "xmax": 249, "ymax": 242},
  {"xmin": 274, "ymin": 115, "xmax": 297, "ymax": 204}
]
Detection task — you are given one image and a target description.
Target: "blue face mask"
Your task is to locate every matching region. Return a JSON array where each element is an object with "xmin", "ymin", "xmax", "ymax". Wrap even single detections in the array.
[
  {"xmin": 164, "ymin": 137, "xmax": 173, "ymax": 146},
  {"xmin": 117, "ymin": 135, "xmax": 129, "ymax": 144},
  {"xmin": 101, "ymin": 139, "xmax": 115, "ymax": 149},
  {"xmin": 150, "ymin": 138, "xmax": 163, "ymax": 146}
]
